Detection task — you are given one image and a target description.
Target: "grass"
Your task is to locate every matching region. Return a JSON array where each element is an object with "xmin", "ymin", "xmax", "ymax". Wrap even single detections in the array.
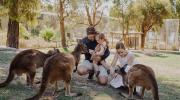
[
  {"xmin": 0, "ymin": 51, "xmax": 15, "ymax": 65},
  {"xmin": 0, "ymin": 49, "xmax": 180, "ymax": 100}
]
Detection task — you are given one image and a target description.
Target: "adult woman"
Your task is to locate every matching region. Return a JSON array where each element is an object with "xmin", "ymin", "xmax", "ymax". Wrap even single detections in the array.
[{"xmin": 110, "ymin": 42, "xmax": 140, "ymax": 93}]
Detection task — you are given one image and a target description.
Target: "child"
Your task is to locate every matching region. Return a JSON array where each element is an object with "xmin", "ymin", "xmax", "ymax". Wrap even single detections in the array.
[{"xmin": 91, "ymin": 33, "xmax": 110, "ymax": 77}]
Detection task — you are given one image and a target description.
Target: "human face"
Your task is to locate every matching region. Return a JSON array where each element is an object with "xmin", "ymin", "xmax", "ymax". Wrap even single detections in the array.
[
  {"xmin": 117, "ymin": 48, "xmax": 127, "ymax": 57},
  {"xmin": 95, "ymin": 35, "xmax": 103, "ymax": 44},
  {"xmin": 87, "ymin": 34, "xmax": 95, "ymax": 41}
]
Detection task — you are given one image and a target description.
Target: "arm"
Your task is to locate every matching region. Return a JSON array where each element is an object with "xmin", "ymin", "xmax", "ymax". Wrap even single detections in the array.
[
  {"xmin": 95, "ymin": 45, "xmax": 106, "ymax": 56},
  {"xmin": 100, "ymin": 47, "xmax": 110, "ymax": 60},
  {"xmin": 111, "ymin": 53, "xmax": 118, "ymax": 67}
]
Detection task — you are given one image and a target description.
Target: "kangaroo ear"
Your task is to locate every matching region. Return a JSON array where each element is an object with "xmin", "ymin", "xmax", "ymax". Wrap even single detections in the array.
[{"xmin": 56, "ymin": 49, "xmax": 60, "ymax": 53}]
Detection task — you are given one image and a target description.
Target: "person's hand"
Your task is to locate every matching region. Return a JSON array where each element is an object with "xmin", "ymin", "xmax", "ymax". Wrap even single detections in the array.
[
  {"xmin": 112, "ymin": 73, "xmax": 118, "ymax": 78},
  {"xmin": 89, "ymin": 49, "xmax": 94, "ymax": 54}
]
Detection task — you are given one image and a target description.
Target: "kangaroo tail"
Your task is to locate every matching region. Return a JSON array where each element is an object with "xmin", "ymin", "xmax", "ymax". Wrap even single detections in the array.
[{"xmin": 149, "ymin": 74, "xmax": 159, "ymax": 100}]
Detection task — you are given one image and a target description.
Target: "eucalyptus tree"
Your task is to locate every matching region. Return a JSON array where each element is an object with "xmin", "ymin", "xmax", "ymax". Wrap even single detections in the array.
[
  {"xmin": 0, "ymin": 0, "xmax": 40, "ymax": 48},
  {"xmin": 138, "ymin": 0, "xmax": 169, "ymax": 49}
]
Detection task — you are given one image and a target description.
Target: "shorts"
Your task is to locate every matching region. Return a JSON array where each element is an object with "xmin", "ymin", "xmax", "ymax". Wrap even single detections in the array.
[{"xmin": 78, "ymin": 60, "xmax": 108, "ymax": 76}]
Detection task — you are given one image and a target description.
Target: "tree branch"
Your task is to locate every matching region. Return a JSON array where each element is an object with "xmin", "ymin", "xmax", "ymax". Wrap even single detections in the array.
[
  {"xmin": 84, "ymin": 1, "xmax": 93, "ymax": 26},
  {"xmin": 93, "ymin": 8, "xmax": 104, "ymax": 27}
]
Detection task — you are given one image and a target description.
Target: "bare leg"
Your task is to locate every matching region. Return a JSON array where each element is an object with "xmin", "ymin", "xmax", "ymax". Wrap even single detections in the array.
[
  {"xmin": 100, "ymin": 60, "xmax": 111, "ymax": 70},
  {"xmin": 98, "ymin": 76, "xmax": 108, "ymax": 85},
  {"xmin": 93, "ymin": 63, "xmax": 99, "ymax": 73},
  {"xmin": 100, "ymin": 60, "xmax": 111, "ymax": 74},
  {"xmin": 93, "ymin": 61, "xmax": 100, "ymax": 77}
]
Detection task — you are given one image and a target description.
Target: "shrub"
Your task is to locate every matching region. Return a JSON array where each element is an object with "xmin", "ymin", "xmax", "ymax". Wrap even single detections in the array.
[
  {"xmin": 19, "ymin": 24, "xmax": 30, "ymax": 40},
  {"xmin": 31, "ymin": 28, "xmax": 40, "ymax": 36},
  {"xmin": 40, "ymin": 28, "xmax": 55, "ymax": 42}
]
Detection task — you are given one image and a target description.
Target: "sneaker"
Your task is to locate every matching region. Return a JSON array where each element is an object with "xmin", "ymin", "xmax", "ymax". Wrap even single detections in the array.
[{"xmin": 88, "ymin": 70, "xmax": 94, "ymax": 80}]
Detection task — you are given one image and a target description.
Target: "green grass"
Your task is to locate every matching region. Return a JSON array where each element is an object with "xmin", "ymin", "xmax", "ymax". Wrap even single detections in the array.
[
  {"xmin": 0, "ymin": 84, "xmax": 35, "ymax": 100},
  {"xmin": 0, "ymin": 51, "xmax": 15, "ymax": 65}
]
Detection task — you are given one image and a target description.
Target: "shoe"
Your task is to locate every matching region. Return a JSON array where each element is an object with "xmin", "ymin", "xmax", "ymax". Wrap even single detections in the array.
[{"xmin": 88, "ymin": 70, "xmax": 94, "ymax": 80}]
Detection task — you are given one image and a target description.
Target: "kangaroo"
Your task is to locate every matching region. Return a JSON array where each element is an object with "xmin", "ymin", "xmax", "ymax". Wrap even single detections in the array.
[
  {"xmin": 25, "ymin": 41, "xmax": 88, "ymax": 100},
  {"xmin": 116, "ymin": 64, "xmax": 159, "ymax": 100},
  {"xmin": 0, "ymin": 48, "xmax": 60, "ymax": 88}
]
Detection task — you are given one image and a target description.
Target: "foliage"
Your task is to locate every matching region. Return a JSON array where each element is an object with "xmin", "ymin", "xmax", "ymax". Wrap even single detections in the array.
[
  {"xmin": 169, "ymin": 0, "xmax": 180, "ymax": 18},
  {"xmin": 31, "ymin": 27, "xmax": 40, "ymax": 36},
  {"xmin": 19, "ymin": 24, "xmax": 30, "ymax": 40},
  {"xmin": 40, "ymin": 28, "xmax": 55, "ymax": 41},
  {"xmin": 0, "ymin": 0, "xmax": 40, "ymax": 26}
]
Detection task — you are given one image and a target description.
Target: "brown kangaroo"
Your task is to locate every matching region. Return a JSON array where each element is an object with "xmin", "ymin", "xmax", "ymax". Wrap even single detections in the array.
[
  {"xmin": 116, "ymin": 64, "xmax": 159, "ymax": 100},
  {"xmin": 0, "ymin": 49, "xmax": 60, "ymax": 88},
  {"xmin": 25, "ymin": 41, "xmax": 88, "ymax": 100}
]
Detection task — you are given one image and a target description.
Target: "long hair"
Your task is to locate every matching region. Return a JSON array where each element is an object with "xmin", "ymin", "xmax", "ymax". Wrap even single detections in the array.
[{"xmin": 116, "ymin": 42, "xmax": 126, "ymax": 50}]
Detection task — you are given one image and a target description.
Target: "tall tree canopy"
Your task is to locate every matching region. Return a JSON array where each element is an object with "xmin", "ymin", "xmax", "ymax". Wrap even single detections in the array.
[
  {"xmin": 139, "ymin": 0, "xmax": 169, "ymax": 49},
  {"xmin": 1, "ymin": 0, "xmax": 40, "ymax": 48}
]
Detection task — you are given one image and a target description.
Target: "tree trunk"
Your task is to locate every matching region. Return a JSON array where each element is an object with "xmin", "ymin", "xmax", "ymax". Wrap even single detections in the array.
[
  {"xmin": 6, "ymin": 0, "xmax": 19, "ymax": 48},
  {"xmin": 60, "ymin": 19, "xmax": 66, "ymax": 48},
  {"xmin": 7, "ymin": 18, "xmax": 19, "ymax": 48},
  {"xmin": 59, "ymin": 0, "xmax": 67, "ymax": 48},
  {"xmin": 141, "ymin": 32, "xmax": 146, "ymax": 49},
  {"xmin": 125, "ymin": 21, "xmax": 129, "ymax": 48}
]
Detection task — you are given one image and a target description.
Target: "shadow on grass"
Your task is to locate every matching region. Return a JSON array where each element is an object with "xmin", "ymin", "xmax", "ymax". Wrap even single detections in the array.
[
  {"xmin": 0, "ymin": 84, "xmax": 35, "ymax": 100},
  {"xmin": 0, "ymin": 79, "xmax": 179, "ymax": 100}
]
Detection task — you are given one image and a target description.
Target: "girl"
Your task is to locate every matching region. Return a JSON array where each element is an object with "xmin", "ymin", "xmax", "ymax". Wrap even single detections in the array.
[
  {"xmin": 110, "ymin": 42, "xmax": 141, "ymax": 94},
  {"xmin": 90, "ymin": 33, "xmax": 110, "ymax": 77}
]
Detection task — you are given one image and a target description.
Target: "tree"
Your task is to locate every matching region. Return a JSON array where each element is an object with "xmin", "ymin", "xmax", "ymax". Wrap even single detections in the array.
[
  {"xmin": 135, "ymin": 0, "xmax": 169, "ymax": 49},
  {"xmin": 79, "ymin": 0, "xmax": 104, "ymax": 27},
  {"xmin": 59, "ymin": 0, "xmax": 69, "ymax": 49},
  {"xmin": 6, "ymin": 0, "xmax": 19, "ymax": 48},
  {"xmin": 169, "ymin": 0, "xmax": 180, "ymax": 33},
  {"xmin": 110, "ymin": 0, "xmax": 134, "ymax": 47},
  {"xmin": 1, "ymin": 0, "xmax": 40, "ymax": 48}
]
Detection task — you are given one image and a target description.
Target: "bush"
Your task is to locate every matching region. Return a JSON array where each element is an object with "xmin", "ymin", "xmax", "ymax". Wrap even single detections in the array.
[
  {"xmin": 40, "ymin": 28, "xmax": 55, "ymax": 42},
  {"xmin": 19, "ymin": 24, "xmax": 30, "ymax": 40},
  {"xmin": 31, "ymin": 28, "xmax": 40, "ymax": 36}
]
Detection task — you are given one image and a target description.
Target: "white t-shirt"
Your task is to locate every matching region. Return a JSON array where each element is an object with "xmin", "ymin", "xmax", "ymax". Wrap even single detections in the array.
[
  {"xmin": 110, "ymin": 51, "xmax": 139, "ymax": 88},
  {"xmin": 117, "ymin": 51, "xmax": 139, "ymax": 72}
]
